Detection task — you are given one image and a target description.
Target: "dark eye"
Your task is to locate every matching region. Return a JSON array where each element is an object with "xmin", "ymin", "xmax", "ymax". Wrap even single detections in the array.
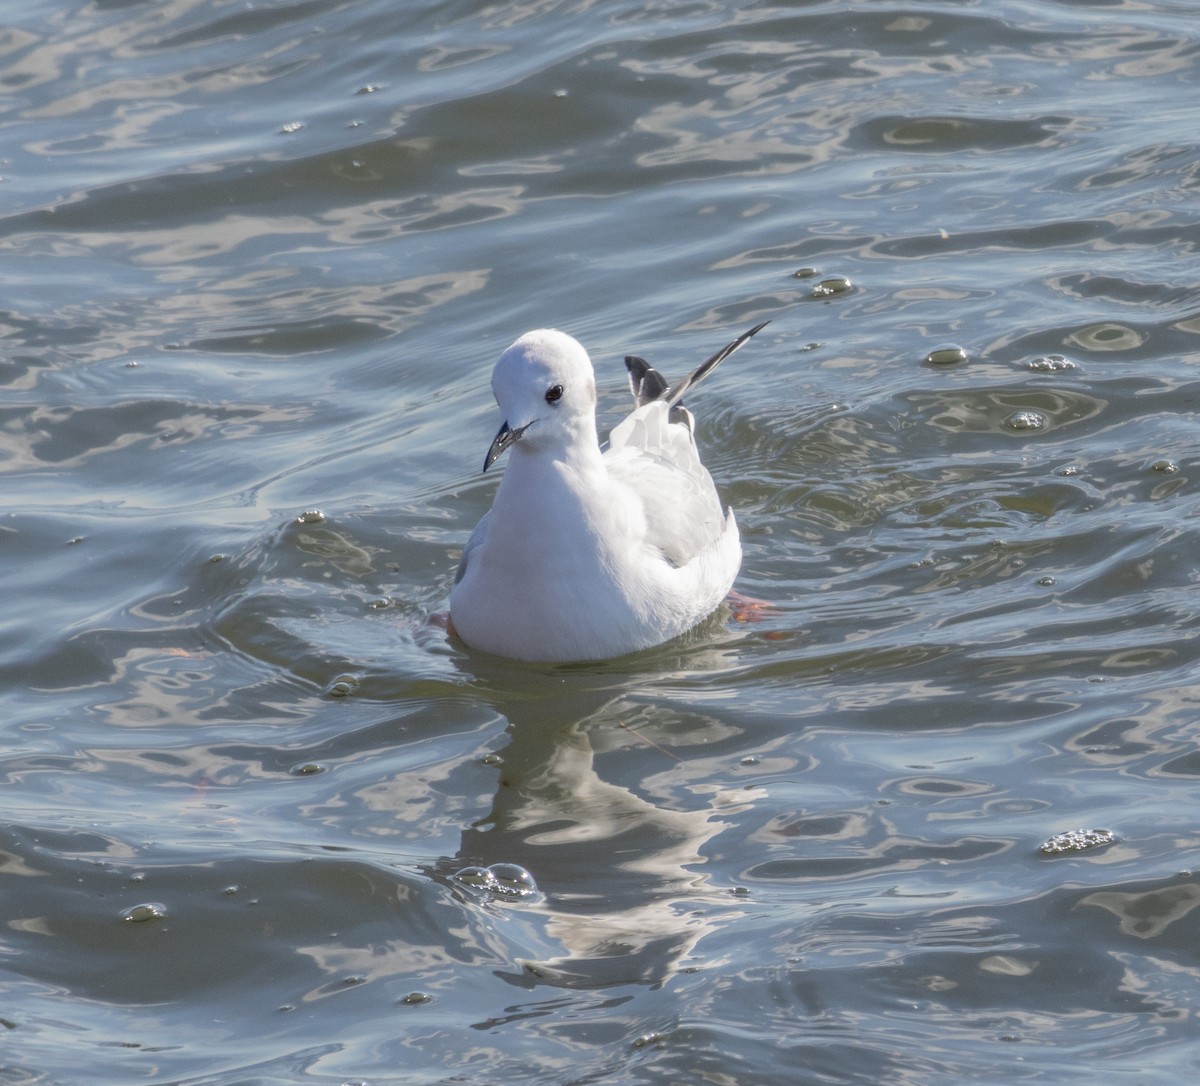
[{"xmin": 545, "ymin": 384, "xmax": 564, "ymax": 404}]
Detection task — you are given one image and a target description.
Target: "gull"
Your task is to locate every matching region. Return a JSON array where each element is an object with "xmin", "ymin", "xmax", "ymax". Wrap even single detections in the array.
[{"xmin": 449, "ymin": 322, "xmax": 768, "ymax": 662}]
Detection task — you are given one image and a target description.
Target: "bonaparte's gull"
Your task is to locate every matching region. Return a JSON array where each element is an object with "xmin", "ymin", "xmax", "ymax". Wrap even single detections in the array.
[{"xmin": 449, "ymin": 323, "xmax": 768, "ymax": 662}]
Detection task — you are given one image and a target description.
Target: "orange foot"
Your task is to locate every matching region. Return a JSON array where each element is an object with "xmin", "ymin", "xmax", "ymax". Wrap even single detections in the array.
[{"xmin": 726, "ymin": 590, "xmax": 778, "ymax": 623}]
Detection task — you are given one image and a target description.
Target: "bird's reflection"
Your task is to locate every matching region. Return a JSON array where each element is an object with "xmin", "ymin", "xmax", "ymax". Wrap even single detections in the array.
[{"xmin": 444, "ymin": 647, "xmax": 761, "ymax": 990}]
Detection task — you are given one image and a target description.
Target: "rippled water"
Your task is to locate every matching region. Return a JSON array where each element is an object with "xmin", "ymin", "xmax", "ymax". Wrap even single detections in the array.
[{"xmin": 4, "ymin": 1, "xmax": 1200, "ymax": 1082}]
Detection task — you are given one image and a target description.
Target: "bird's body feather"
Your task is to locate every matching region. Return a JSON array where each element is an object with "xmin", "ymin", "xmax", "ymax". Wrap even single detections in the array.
[{"xmin": 449, "ymin": 323, "xmax": 765, "ymax": 662}]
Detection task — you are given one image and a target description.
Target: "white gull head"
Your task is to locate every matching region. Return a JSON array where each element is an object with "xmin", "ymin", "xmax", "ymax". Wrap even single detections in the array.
[{"xmin": 482, "ymin": 329, "xmax": 598, "ymax": 471}]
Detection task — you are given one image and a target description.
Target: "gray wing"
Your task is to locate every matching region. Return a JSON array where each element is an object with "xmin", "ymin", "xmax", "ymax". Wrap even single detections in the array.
[
  {"xmin": 624, "ymin": 321, "xmax": 768, "ymax": 430},
  {"xmin": 663, "ymin": 322, "xmax": 769, "ymax": 408},
  {"xmin": 625, "ymin": 322, "xmax": 769, "ymax": 407},
  {"xmin": 608, "ymin": 323, "xmax": 766, "ymax": 565},
  {"xmin": 454, "ymin": 509, "xmax": 490, "ymax": 585},
  {"xmin": 605, "ymin": 401, "xmax": 729, "ymax": 568}
]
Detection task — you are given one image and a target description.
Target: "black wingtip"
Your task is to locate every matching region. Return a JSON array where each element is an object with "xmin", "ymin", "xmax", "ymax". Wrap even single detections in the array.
[{"xmin": 625, "ymin": 354, "xmax": 670, "ymax": 406}]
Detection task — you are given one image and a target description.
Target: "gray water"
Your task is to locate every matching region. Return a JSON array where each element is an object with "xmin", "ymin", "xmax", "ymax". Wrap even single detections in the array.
[{"xmin": 4, "ymin": 1, "xmax": 1200, "ymax": 1082}]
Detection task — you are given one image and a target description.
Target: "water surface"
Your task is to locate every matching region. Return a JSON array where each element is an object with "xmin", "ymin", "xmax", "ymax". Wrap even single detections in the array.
[{"xmin": 3, "ymin": 1, "xmax": 1200, "ymax": 1082}]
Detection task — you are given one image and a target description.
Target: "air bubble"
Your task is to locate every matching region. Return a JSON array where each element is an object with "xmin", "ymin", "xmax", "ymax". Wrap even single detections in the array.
[
  {"xmin": 488, "ymin": 864, "xmax": 538, "ymax": 897},
  {"xmin": 122, "ymin": 902, "xmax": 167, "ymax": 923},
  {"xmin": 924, "ymin": 344, "xmax": 967, "ymax": 366},
  {"xmin": 291, "ymin": 762, "xmax": 325, "ymax": 776},
  {"xmin": 810, "ymin": 275, "xmax": 852, "ymax": 298},
  {"xmin": 1003, "ymin": 410, "xmax": 1045, "ymax": 432},
  {"xmin": 1039, "ymin": 828, "xmax": 1115, "ymax": 855},
  {"xmin": 327, "ymin": 675, "xmax": 359, "ymax": 698},
  {"xmin": 1028, "ymin": 354, "xmax": 1076, "ymax": 373},
  {"xmin": 451, "ymin": 862, "xmax": 539, "ymax": 900},
  {"xmin": 452, "ymin": 866, "xmax": 494, "ymax": 888}
]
